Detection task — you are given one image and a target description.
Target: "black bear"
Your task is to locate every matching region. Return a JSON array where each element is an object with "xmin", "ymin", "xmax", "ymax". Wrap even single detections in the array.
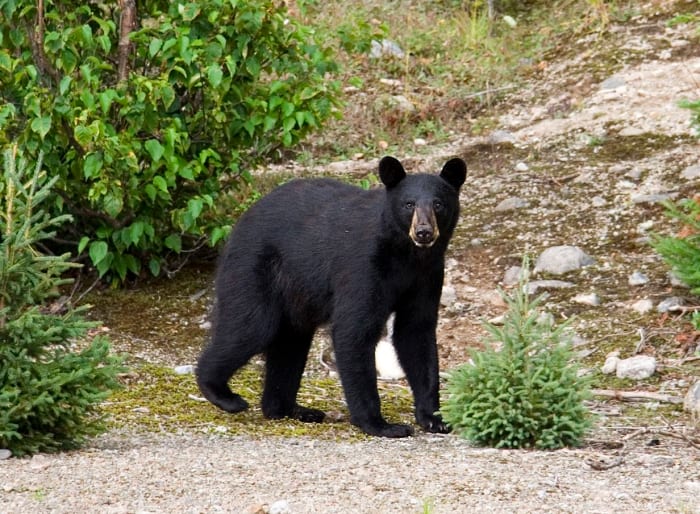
[{"xmin": 196, "ymin": 156, "xmax": 466, "ymax": 437}]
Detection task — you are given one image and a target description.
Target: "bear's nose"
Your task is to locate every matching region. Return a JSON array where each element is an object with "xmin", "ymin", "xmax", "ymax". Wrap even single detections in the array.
[{"xmin": 415, "ymin": 227, "xmax": 434, "ymax": 243}]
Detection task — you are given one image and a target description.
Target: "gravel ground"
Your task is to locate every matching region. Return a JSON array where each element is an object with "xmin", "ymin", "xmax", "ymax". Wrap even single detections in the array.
[{"xmin": 2, "ymin": 430, "xmax": 699, "ymax": 513}]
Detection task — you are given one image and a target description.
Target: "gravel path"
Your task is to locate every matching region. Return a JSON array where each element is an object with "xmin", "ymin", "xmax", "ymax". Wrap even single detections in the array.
[{"xmin": 2, "ymin": 431, "xmax": 699, "ymax": 513}]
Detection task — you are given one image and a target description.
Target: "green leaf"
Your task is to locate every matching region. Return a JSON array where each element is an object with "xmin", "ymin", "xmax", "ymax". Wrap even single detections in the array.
[
  {"xmin": 30, "ymin": 116, "xmax": 52, "ymax": 139},
  {"xmin": 178, "ymin": 3, "xmax": 201, "ymax": 21},
  {"xmin": 83, "ymin": 153, "xmax": 103, "ymax": 179},
  {"xmin": 89, "ymin": 241, "xmax": 109, "ymax": 265},
  {"xmin": 145, "ymin": 139, "xmax": 164, "ymax": 162},
  {"xmin": 74, "ymin": 125, "xmax": 93, "ymax": 146},
  {"xmin": 164, "ymin": 233, "xmax": 182, "ymax": 253},
  {"xmin": 207, "ymin": 64, "xmax": 223, "ymax": 87},
  {"xmin": 59, "ymin": 76, "xmax": 72, "ymax": 96},
  {"xmin": 152, "ymin": 176, "xmax": 168, "ymax": 192},
  {"xmin": 144, "ymin": 184, "xmax": 157, "ymax": 202},
  {"xmin": 78, "ymin": 237, "xmax": 90, "ymax": 254},
  {"xmin": 149, "ymin": 39, "xmax": 163, "ymax": 58},
  {"xmin": 148, "ymin": 258, "xmax": 161, "ymax": 277}
]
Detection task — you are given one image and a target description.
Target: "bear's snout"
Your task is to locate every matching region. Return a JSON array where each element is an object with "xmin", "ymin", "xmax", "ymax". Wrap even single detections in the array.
[{"xmin": 409, "ymin": 206, "xmax": 440, "ymax": 248}]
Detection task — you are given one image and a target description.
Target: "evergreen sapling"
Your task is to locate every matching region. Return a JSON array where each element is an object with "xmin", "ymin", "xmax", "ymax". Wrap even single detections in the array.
[
  {"xmin": 441, "ymin": 264, "xmax": 592, "ymax": 449},
  {"xmin": 0, "ymin": 148, "xmax": 124, "ymax": 456}
]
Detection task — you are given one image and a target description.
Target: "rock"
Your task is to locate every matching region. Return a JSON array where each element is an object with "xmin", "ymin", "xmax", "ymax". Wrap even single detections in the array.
[
  {"xmin": 601, "ymin": 352, "xmax": 620, "ymax": 374},
  {"xmin": 503, "ymin": 266, "xmax": 524, "ymax": 286},
  {"xmin": 0, "ymin": 449, "xmax": 11, "ymax": 460},
  {"xmin": 681, "ymin": 164, "xmax": 700, "ymax": 180},
  {"xmin": 440, "ymin": 284, "xmax": 457, "ymax": 307},
  {"xmin": 369, "ymin": 39, "xmax": 405, "ymax": 59},
  {"xmin": 600, "ymin": 74, "xmax": 626, "ymax": 90},
  {"xmin": 630, "ymin": 299, "xmax": 654, "ymax": 314},
  {"xmin": 572, "ymin": 293, "xmax": 601, "ymax": 306},
  {"xmin": 388, "ymin": 94, "xmax": 415, "ymax": 113},
  {"xmin": 591, "ymin": 196, "xmax": 606, "ymax": 207},
  {"xmin": 616, "ymin": 355, "xmax": 656, "ymax": 380},
  {"xmin": 199, "ymin": 320, "xmax": 212, "ymax": 330},
  {"xmin": 413, "ymin": 138, "xmax": 427, "ymax": 146},
  {"xmin": 526, "ymin": 280, "xmax": 574, "ymax": 295},
  {"xmin": 631, "ymin": 192, "xmax": 677, "ymax": 204},
  {"xmin": 269, "ymin": 500, "xmax": 293, "ymax": 514},
  {"xmin": 173, "ymin": 365, "xmax": 195, "ymax": 375},
  {"xmin": 683, "ymin": 381, "xmax": 700, "ymax": 423},
  {"xmin": 488, "ymin": 130, "xmax": 516, "ymax": 144},
  {"xmin": 515, "ymin": 162, "xmax": 529, "ymax": 172},
  {"xmin": 657, "ymin": 296, "xmax": 683, "ymax": 313},
  {"xmin": 495, "ymin": 196, "xmax": 529, "ymax": 212},
  {"xmin": 628, "ymin": 271, "xmax": 649, "ymax": 286},
  {"xmin": 534, "ymin": 245, "xmax": 595, "ymax": 275}
]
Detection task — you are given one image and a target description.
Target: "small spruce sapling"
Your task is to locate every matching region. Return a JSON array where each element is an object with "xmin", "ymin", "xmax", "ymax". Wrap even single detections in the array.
[
  {"xmin": 440, "ymin": 262, "xmax": 592, "ymax": 449},
  {"xmin": 0, "ymin": 147, "xmax": 124, "ymax": 456}
]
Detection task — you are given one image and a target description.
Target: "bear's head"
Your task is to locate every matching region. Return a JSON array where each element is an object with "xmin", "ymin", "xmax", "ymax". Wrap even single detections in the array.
[{"xmin": 379, "ymin": 156, "xmax": 467, "ymax": 249}]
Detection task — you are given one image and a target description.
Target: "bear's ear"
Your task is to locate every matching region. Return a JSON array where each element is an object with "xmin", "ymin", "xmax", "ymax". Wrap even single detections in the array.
[
  {"xmin": 440, "ymin": 158, "xmax": 467, "ymax": 190},
  {"xmin": 378, "ymin": 156, "xmax": 406, "ymax": 189}
]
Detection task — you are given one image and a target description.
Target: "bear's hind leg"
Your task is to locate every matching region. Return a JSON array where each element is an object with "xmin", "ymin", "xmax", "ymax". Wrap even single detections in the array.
[
  {"xmin": 261, "ymin": 326, "xmax": 325, "ymax": 423},
  {"xmin": 196, "ymin": 340, "xmax": 256, "ymax": 413},
  {"xmin": 197, "ymin": 306, "xmax": 280, "ymax": 413}
]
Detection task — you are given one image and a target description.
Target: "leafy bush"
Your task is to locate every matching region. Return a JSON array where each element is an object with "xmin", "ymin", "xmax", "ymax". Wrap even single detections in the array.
[
  {"xmin": 653, "ymin": 196, "xmax": 700, "ymax": 294},
  {"xmin": 441, "ymin": 267, "xmax": 592, "ymax": 449},
  {"xmin": 0, "ymin": 0, "xmax": 340, "ymax": 284},
  {"xmin": 0, "ymin": 147, "xmax": 124, "ymax": 456}
]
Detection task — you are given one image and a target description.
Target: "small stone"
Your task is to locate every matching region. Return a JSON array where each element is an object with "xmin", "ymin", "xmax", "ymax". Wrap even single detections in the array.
[
  {"xmin": 0, "ymin": 449, "xmax": 11, "ymax": 460},
  {"xmin": 683, "ymin": 381, "xmax": 700, "ymax": 423},
  {"xmin": 369, "ymin": 39, "xmax": 405, "ymax": 59},
  {"xmin": 132, "ymin": 406, "xmax": 150, "ymax": 413},
  {"xmin": 495, "ymin": 197, "xmax": 529, "ymax": 212},
  {"xmin": 488, "ymin": 130, "xmax": 516, "ymax": 144},
  {"xmin": 572, "ymin": 293, "xmax": 601, "ymax": 306},
  {"xmin": 631, "ymin": 192, "xmax": 676, "ymax": 204},
  {"xmin": 669, "ymin": 272, "xmax": 687, "ymax": 287},
  {"xmin": 630, "ymin": 299, "xmax": 654, "ymax": 314},
  {"xmin": 440, "ymin": 284, "xmax": 457, "ymax": 307},
  {"xmin": 628, "ymin": 271, "xmax": 649, "ymax": 286},
  {"xmin": 413, "ymin": 138, "xmax": 427, "ymax": 146},
  {"xmin": 681, "ymin": 164, "xmax": 700, "ymax": 180},
  {"xmin": 657, "ymin": 296, "xmax": 683, "ymax": 313},
  {"xmin": 199, "ymin": 320, "xmax": 212, "ymax": 330},
  {"xmin": 616, "ymin": 355, "xmax": 656, "ymax": 380},
  {"xmin": 600, "ymin": 75, "xmax": 626, "ymax": 90},
  {"xmin": 534, "ymin": 245, "xmax": 595, "ymax": 275},
  {"xmin": 526, "ymin": 280, "xmax": 574, "ymax": 295},
  {"xmin": 173, "ymin": 365, "xmax": 195, "ymax": 375},
  {"xmin": 601, "ymin": 353, "xmax": 620, "ymax": 374},
  {"xmin": 591, "ymin": 196, "xmax": 606, "ymax": 207},
  {"xmin": 618, "ymin": 126, "xmax": 645, "ymax": 137},
  {"xmin": 269, "ymin": 500, "xmax": 293, "ymax": 514},
  {"xmin": 503, "ymin": 266, "xmax": 524, "ymax": 286},
  {"xmin": 389, "ymin": 94, "xmax": 415, "ymax": 113},
  {"xmin": 378, "ymin": 78, "xmax": 402, "ymax": 87},
  {"xmin": 515, "ymin": 162, "xmax": 529, "ymax": 172}
]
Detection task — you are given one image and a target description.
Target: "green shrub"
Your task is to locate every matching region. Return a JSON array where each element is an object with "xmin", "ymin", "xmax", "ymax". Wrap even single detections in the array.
[
  {"xmin": 653, "ymin": 197, "xmax": 700, "ymax": 294},
  {"xmin": 0, "ymin": 147, "xmax": 124, "ymax": 456},
  {"xmin": 0, "ymin": 0, "xmax": 340, "ymax": 284},
  {"xmin": 441, "ymin": 267, "xmax": 592, "ymax": 449}
]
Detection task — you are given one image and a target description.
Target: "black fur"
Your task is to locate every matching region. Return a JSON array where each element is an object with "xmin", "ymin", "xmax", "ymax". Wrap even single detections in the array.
[{"xmin": 196, "ymin": 156, "xmax": 467, "ymax": 437}]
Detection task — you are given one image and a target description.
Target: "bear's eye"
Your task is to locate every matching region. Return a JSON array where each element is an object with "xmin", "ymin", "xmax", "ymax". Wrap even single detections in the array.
[
  {"xmin": 433, "ymin": 200, "xmax": 443, "ymax": 211},
  {"xmin": 404, "ymin": 201, "xmax": 415, "ymax": 210}
]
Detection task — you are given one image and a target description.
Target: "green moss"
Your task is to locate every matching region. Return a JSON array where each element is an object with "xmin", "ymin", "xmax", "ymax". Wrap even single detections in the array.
[{"xmin": 102, "ymin": 363, "xmax": 416, "ymax": 440}]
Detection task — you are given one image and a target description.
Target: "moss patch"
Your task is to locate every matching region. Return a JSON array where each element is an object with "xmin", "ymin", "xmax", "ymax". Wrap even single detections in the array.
[{"xmin": 102, "ymin": 363, "xmax": 417, "ymax": 440}]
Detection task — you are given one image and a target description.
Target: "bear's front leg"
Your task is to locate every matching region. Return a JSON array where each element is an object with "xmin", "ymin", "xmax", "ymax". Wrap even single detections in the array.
[
  {"xmin": 332, "ymin": 323, "xmax": 414, "ymax": 438},
  {"xmin": 393, "ymin": 301, "xmax": 451, "ymax": 434}
]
